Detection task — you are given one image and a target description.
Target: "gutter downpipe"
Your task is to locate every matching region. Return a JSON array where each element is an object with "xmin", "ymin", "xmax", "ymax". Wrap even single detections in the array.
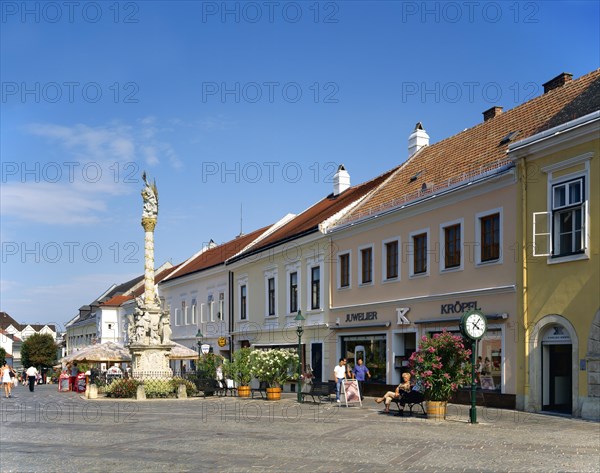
[{"xmin": 518, "ymin": 156, "xmax": 529, "ymax": 411}]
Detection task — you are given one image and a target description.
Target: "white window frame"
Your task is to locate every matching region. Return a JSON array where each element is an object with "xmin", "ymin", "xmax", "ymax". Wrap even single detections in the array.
[
  {"xmin": 218, "ymin": 292, "xmax": 225, "ymax": 320},
  {"xmin": 358, "ymin": 243, "xmax": 374, "ymax": 286},
  {"xmin": 475, "ymin": 208, "xmax": 503, "ymax": 266},
  {"xmin": 191, "ymin": 298, "xmax": 197, "ymax": 325},
  {"xmin": 535, "ymin": 152, "xmax": 592, "ymax": 262},
  {"xmin": 238, "ymin": 275, "xmax": 248, "ymax": 321},
  {"xmin": 307, "ymin": 258, "xmax": 323, "ymax": 312},
  {"xmin": 439, "ymin": 218, "xmax": 464, "ymax": 273},
  {"xmin": 382, "ymin": 237, "xmax": 400, "ymax": 282},
  {"xmin": 337, "ymin": 250, "xmax": 352, "ymax": 289},
  {"xmin": 285, "ymin": 262, "xmax": 301, "ymax": 316},
  {"xmin": 175, "ymin": 308, "xmax": 181, "ymax": 326},
  {"xmin": 264, "ymin": 267, "xmax": 278, "ymax": 318},
  {"xmin": 408, "ymin": 228, "xmax": 430, "ymax": 278}
]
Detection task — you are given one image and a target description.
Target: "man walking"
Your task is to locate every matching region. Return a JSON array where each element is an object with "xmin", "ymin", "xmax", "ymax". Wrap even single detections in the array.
[
  {"xmin": 352, "ymin": 358, "xmax": 371, "ymax": 400},
  {"xmin": 333, "ymin": 358, "xmax": 347, "ymax": 404},
  {"xmin": 26, "ymin": 365, "xmax": 38, "ymax": 392}
]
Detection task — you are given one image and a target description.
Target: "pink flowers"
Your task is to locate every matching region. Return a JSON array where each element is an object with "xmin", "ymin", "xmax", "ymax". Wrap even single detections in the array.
[{"xmin": 409, "ymin": 330, "xmax": 472, "ymax": 401}]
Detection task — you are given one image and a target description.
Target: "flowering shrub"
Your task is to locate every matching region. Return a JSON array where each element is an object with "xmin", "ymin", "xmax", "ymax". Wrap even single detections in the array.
[
  {"xmin": 224, "ymin": 348, "xmax": 253, "ymax": 386},
  {"xmin": 170, "ymin": 377, "xmax": 198, "ymax": 397},
  {"xmin": 105, "ymin": 378, "xmax": 141, "ymax": 398},
  {"xmin": 409, "ymin": 330, "xmax": 472, "ymax": 402},
  {"xmin": 249, "ymin": 349, "xmax": 299, "ymax": 387},
  {"xmin": 143, "ymin": 379, "xmax": 173, "ymax": 398}
]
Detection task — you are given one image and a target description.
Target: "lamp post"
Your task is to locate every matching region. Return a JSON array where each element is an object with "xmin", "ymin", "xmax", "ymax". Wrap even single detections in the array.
[
  {"xmin": 295, "ymin": 310, "xmax": 305, "ymax": 403},
  {"xmin": 196, "ymin": 329, "xmax": 203, "ymax": 353}
]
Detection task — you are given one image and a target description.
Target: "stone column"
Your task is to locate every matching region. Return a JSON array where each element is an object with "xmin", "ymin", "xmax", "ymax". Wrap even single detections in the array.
[{"xmin": 142, "ymin": 217, "xmax": 157, "ymax": 306}]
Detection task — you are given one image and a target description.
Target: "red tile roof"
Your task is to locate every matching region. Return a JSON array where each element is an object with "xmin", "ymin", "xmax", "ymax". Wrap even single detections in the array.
[
  {"xmin": 230, "ymin": 168, "xmax": 398, "ymax": 261},
  {"xmin": 163, "ymin": 225, "xmax": 273, "ymax": 281},
  {"xmin": 100, "ymin": 295, "xmax": 133, "ymax": 307},
  {"xmin": 336, "ymin": 69, "xmax": 600, "ymax": 226}
]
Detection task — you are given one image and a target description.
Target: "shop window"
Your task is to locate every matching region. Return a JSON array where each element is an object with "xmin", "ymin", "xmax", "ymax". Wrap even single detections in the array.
[{"xmin": 341, "ymin": 334, "xmax": 387, "ymax": 383}]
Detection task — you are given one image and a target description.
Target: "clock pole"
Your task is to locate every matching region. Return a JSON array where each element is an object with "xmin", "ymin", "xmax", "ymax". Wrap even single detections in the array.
[{"xmin": 470, "ymin": 339, "xmax": 477, "ymax": 424}]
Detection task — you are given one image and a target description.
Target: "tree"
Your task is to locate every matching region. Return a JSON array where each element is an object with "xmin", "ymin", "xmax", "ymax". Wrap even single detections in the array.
[
  {"xmin": 0, "ymin": 347, "xmax": 6, "ymax": 365},
  {"xmin": 21, "ymin": 333, "xmax": 58, "ymax": 368}
]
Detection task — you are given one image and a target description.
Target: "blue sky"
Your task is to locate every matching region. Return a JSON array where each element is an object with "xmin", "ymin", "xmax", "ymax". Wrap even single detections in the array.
[{"xmin": 1, "ymin": 1, "xmax": 599, "ymax": 329}]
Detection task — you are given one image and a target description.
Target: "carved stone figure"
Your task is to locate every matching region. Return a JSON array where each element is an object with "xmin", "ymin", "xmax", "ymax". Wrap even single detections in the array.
[
  {"xmin": 141, "ymin": 172, "xmax": 158, "ymax": 220},
  {"xmin": 159, "ymin": 310, "xmax": 172, "ymax": 344}
]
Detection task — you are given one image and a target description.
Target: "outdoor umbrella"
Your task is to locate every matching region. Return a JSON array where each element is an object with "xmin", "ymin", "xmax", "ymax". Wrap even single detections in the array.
[
  {"xmin": 61, "ymin": 342, "xmax": 132, "ymax": 363},
  {"xmin": 168, "ymin": 342, "xmax": 200, "ymax": 360}
]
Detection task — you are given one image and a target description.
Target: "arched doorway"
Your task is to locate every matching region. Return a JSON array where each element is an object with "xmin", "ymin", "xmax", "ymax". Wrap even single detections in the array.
[
  {"xmin": 528, "ymin": 315, "xmax": 579, "ymax": 416},
  {"xmin": 541, "ymin": 325, "xmax": 572, "ymax": 413}
]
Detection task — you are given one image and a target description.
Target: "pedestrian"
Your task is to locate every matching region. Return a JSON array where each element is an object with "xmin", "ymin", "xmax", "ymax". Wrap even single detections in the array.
[
  {"xmin": 26, "ymin": 365, "xmax": 38, "ymax": 392},
  {"xmin": 333, "ymin": 357, "xmax": 347, "ymax": 404},
  {"xmin": 351, "ymin": 358, "xmax": 371, "ymax": 400},
  {"xmin": 69, "ymin": 362, "xmax": 79, "ymax": 392},
  {"xmin": 2, "ymin": 362, "xmax": 16, "ymax": 398},
  {"xmin": 22, "ymin": 369, "xmax": 27, "ymax": 386}
]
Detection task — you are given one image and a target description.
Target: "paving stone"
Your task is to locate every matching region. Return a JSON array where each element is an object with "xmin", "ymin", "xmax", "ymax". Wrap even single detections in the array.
[{"xmin": 0, "ymin": 384, "xmax": 598, "ymax": 472}]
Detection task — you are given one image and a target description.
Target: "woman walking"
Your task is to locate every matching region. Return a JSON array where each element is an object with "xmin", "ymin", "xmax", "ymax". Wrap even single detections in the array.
[{"xmin": 2, "ymin": 362, "xmax": 15, "ymax": 398}]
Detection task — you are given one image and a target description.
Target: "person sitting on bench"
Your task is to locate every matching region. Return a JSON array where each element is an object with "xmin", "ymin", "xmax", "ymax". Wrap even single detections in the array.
[{"xmin": 375, "ymin": 372, "xmax": 412, "ymax": 413}]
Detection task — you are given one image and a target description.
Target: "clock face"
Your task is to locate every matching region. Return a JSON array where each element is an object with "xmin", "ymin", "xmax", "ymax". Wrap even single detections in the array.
[{"xmin": 464, "ymin": 313, "xmax": 486, "ymax": 339}]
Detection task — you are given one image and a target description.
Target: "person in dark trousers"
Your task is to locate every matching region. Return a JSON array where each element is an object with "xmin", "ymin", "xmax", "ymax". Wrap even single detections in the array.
[
  {"xmin": 351, "ymin": 358, "xmax": 371, "ymax": 400},
  {"xmin": 26, "ymin": 366, "xmax": 38, "ymax": 392}
]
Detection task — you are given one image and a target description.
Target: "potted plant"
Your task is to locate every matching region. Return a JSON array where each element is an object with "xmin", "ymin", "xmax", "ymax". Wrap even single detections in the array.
[
  {"xmin": 249, "ymin": 349, "xmax": 299, "ymax": 400},
  {"xmin": 225, "ymin": 348, "xmax": 253, "ymax": 397},
  {"xmin": 409, "ymin": 330, "xmax": 472, "ymax": 419},
  {"xmin": 194, "ymin": 353, "xmax": 224, "ymax": 396}
]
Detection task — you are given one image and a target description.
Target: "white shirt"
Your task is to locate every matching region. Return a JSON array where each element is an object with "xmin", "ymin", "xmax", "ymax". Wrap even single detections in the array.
[
  {"xmin": 26, "ymin": 366, "xmax": 38, "ymax": 377},
  {"xmin": 334, "ymin": 365, "xmax": 346, "ymax": 380}
]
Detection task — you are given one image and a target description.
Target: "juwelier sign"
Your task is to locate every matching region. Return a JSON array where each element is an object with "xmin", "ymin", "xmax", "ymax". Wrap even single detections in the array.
[{"xmin": 345, "ymin": 311, "xmax": 377, "ymax": 322}]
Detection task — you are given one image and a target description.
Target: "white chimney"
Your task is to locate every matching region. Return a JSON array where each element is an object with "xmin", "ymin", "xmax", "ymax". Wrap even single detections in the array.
[
  {"xmin": 408, "ymin": 122, "xmax": 429, "ymax": 157},
  {"xmin": 333, "ymin": 164, "xmax": 350, "ymax": 196}
]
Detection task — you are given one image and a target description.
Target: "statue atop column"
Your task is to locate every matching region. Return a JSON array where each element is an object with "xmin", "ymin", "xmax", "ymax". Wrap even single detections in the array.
[{"xmin": 141, "ymin": 171, "xmax": 158, "ymax": 221}]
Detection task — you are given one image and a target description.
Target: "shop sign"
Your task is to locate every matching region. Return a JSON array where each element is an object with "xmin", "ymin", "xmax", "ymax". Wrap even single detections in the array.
[
  {"xmin": 218, "ymin": 337, "xmax": 227, "ymax": 347},
  {"xmin": 345, "ymin": 311, "xmax": 377, "ymax": 322},
  {"xmin": 542, "ymin": 326, "xmax": 571, "ymax": 344},
  {"xmin": 441, "ymin": 300, "xmax": 479, "ymax": 315},
  {"xmin": 201, "ymin": 344, "xmax": 211, "ymax": 354}
]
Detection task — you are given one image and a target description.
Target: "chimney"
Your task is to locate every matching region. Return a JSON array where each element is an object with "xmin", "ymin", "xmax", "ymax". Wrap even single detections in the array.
[
  {"xmin": 408, "ymin": 122, "xmax": 429, "ymax": 157},
  {"xmin": 333, "ymin": 165, "xmax": 350, "ymax": 196},
  {"xmin": 543, "ymin": 72, "xmax": 573, "ymax": 94},
  {"xmin": 483, "ymin": 106, "xmax": 503, "ymax": 122}
]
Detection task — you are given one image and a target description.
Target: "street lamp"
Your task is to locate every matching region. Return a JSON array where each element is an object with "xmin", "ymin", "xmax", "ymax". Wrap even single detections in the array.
[
  {"xmin": 295, "ymin": 310, "xmax": 305, "ymax": 403},
  {"xmin": 196, "ymin": 329, "xmax": 203, "ymax": 354}
]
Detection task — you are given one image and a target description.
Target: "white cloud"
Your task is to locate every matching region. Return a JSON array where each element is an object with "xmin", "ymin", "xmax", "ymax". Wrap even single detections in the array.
[{"xmin": 0, "ymin": 182, "xmax": 107, "ymax": 224}]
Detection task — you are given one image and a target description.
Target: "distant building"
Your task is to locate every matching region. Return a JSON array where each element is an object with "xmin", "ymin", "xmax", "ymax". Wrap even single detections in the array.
[{"xmin": 0, "ymin": 311, "xmax": 57, "ymax": 369}]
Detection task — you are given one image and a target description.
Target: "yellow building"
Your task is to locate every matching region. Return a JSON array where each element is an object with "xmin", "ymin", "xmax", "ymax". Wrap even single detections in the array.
[{"xmin": 511, "ymin": 105, "xmax": 599, "ymax": 419}]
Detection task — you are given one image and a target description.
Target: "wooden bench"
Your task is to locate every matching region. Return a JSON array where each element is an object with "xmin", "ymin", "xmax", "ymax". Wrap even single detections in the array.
[
  {"xmin": 189, "ymin": 377, "xmax": 219, "ymax": 397},
  {"xmin": 391, "ymin": 391, "xmax": 426, "ymax": 416},
  {"xmin": 251, "ymin": 381, "xmax": 268, "ymax": 399},
  {"xmin": 300, "ymin": 381, "xmax": 336, "ymax": 404}
]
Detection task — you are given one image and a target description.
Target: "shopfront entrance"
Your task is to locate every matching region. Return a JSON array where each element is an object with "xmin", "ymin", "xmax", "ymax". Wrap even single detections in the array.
[
  {"xmin": 341, "ymin": 334, "xmax": 386, "ymax": 383},
  {"xmin": 541, "ymin": 325, "xmax": 572, "ymax": 413},
  {"xmin": 311, "ymin": 343, "xmax": 323, "ymax": 382}
]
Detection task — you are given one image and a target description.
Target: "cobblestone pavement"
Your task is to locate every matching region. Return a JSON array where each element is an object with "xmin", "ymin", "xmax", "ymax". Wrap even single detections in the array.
[{"xmin": 0, "ymin": 384, "xmax": 598, "ymax": 473}]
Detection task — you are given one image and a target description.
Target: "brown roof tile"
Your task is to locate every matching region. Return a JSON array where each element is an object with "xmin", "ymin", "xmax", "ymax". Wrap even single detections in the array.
[
  {"xmin": 164, "ymin": 225, "xmax": 273, "ymax": 281},
  {"xmin": 231, "ymin": 167, "xmax": 398, "ymax": 261},
  {"xmin": 338, "ymin": 69, "xmax": 600, "ymax": 225}
]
